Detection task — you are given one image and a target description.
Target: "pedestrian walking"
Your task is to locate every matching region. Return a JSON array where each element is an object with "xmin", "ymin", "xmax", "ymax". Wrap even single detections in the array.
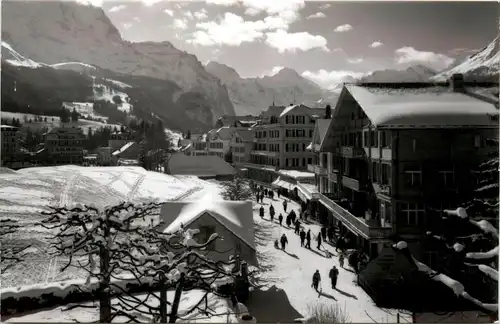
[
  {"xmin": 339, "ymin": 254, "xmax": 345, "ymax": 268},
  {"xmin": 327, "ymin": 226, "xmax": 334, "ymax": 243},
  {"xmin": 286, "ymin": 215, "xmax": 291, "ymax": 227},
  {"xmin": 259, "ymin": 206, "xmax": 264, "ymax": 218},
  {"xmin": 280, "ymin": 234, "xmax": 288, "ymax": 250},
  {"xmin": 269, "ymin": 205, "xmax": 275, "ymax": 219},
  {"xmin": 321, "ymin": 227, "xmax": 327, "ymax": 241},
  {"xmin": 317, "ymin": 231, "xmax": 322, "ymax": 250},
  {"xmin": 294, "ymin": 220, "xmax": 300, "ymax": 234},
  {"xmin": 278, "ymin": 213, "xmax": 283, "ymax": 225},
  {"xmin": 329, "ymin": 266, "xmax": 339, "ymax": 289},
  {"xmin": 283, "ymin": 200, "xmax": 288, "ymax": 212},
  {"xmin": 311, "ymin": 270, "xmax": 321, "ymax": 291},
  {"xmin": 300, "ymin": 229, "xmax": 306, "ymax": 247},
  {"xmin": 305, "ymin": 229, "xmax": 311, "ymax": 249}
]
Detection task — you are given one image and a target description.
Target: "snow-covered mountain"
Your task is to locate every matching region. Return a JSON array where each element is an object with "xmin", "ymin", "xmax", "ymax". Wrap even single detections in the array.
[
  {"xmin": 205, "ymin": 63, "xmax": 336, "ymax": 115},
  {"xmin": 1, "ymin": 1, "xmax": 234, "ymax": 127},
  {"xmin": 360, "ymin": 65, "xmax": 438, "ymax": 83},
  {"xmin": 431, "ymin": 37, "xmax": 500, "ymax": 82}
]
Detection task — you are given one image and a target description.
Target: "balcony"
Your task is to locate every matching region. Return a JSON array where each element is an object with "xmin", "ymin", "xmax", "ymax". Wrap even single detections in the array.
[
  {"xmin": 342, "ymin": 146, "xmax": 364, "ymax": 158},
  {"xmin": 307, "ymin": 164, "xmax": 315, "ymax": 173},
  {"xmin": 373, "ymin": 182, "xmax": 391, "ymax": 196},
  {"xmin": 318, "ymin": 193, "xmax": 392, "ymax": 240},
  {"xmin": 328, "ymin": 172, "xmax": 338, "ymax": 183},
  {"xmin": 342, "ymin": 175, "xmax": 368, "ymax": 191},
  {"xmin": 315, "ymin": 165, "xmax": 327, "ymax": 176}
]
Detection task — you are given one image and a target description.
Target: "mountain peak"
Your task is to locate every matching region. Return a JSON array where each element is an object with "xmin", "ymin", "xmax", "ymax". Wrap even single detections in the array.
[
  {"xmin": 272, "ymin": 67, "xmax": 300, "ymax": 78},
  {"xmin": 205, "ymin": 61, "xmax": 241, "ymax": 81}
]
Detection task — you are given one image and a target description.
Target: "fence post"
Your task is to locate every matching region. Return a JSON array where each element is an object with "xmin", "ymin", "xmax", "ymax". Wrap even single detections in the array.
[{"xmin": 397, "ymin": 313, "xmax": 400, "ymax": 323}]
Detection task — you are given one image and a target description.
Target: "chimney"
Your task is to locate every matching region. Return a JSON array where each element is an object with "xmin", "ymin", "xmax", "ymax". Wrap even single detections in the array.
[{"xmin": 449, "ymin": 73, "xmax": 465, "ymax": 93}]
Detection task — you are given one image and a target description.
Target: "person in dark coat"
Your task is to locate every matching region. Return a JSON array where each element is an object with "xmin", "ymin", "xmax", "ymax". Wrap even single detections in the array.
[
  {"xmin": 290, "ymin": 210, "xmax": 296, "ymax": 224},
  {"xmin": 280, "ymin": 234, "xmax": 288, "ymax": 250},
  {"xmin": 317, "ymin": 232, "xmax": 322, "ymax": 250},
  {"xmin": 300, "ymin": 229, "xmax": 306, "ymax": 247},
  {"xmin": 335, "ymin": 236, "xmax": 344, "ymax": 252},
  {"xmin": 269, "ymin": 205, "xmax": 275, "ymax": 219},
  {"xmin": 278, "ymin": 213, "xmax": 283, "ymax": 225},
  {"xmin": 260, "ymin": 193, "xmax": 264, "ymax": 203},
  {"xmin": 283, "ymin": 200, "xmax": 288, "ymax": 212},
  {"xmin": 339, "ymin": 253, "xmax": 345, "ymax": 268},
  {"xmin": 264, "ymin": 188, "xmax": 268, "ymax": 196},
  {"xmin": 329, "ymin": 266, "xmax": 339, "ymax": 289},
  {"xmin": 312, "ymin": 270, "xmax": 321, "ymax": 291},
  {"xmin": 286, "ymin": 215, "xmax": 291, "ymax": 227},
  {"xmin": 259, "ymin": 206, "xmax": 264, "ymax": 218},
  {"xmin": 321, "ymin": 227, "xmax": 327, "ymax": 241},
  {"xmin": 305, "ymin": 229, "xmax": 311, "ymax": 249},
  {"xmin": 255, "ymin": 193, "xmax": 259, "ymax": 203},
  {"xmin": 294, "ymin": 220, "xmax": 301, "ymax": 234},
  {"xmin": 327, "ymin": 226, "xmax": 335, "ymax": 243}
]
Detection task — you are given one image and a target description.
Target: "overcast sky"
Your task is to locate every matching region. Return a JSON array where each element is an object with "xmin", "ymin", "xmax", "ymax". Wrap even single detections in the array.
[{"xmin": 90, "ymin": 0, "xmax": 497, "ymax": 89}]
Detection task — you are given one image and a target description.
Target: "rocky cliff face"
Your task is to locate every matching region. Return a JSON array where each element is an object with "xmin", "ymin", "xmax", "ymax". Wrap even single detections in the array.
[
  {"xmin": 205, "ymin": 63, "xmax": 335, "ymax": 115},
  {"xmin": 1, "ymin": 0, "xmax": 235, "ymax": 126}
]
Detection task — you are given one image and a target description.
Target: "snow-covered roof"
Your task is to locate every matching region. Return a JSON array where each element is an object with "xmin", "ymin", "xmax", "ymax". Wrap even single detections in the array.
[
  {"xmin": 0, "ymin": 125, "xmax": 17, "ymax": 129},
  {"xmin": 234, "ymin": 129, "xmax": 254, "ymax": 142},
  {"xmin": 345, "ymin": 84, "xmax": 499, "ymax": 128},
  {"xmin": 277, "ymin": 169, "xmax": 315, "ymax": 181},
  {"xmin": 168, "ymin": 154, "xmax": 235, "ymax": 177},
  {"xmin": 112, "ymin": 142, "xmax": 136, "ymax": 156},
  {"xmin": 209, "ymin": 126, "xmax": 234, "ymax": 141},
  {"xmin": 160, "ymin": 201, "xmax": 255, "ymax": 250},
  {"xmin": 279, "ymin": 105, "xmax": 298, "ymax": 117}
]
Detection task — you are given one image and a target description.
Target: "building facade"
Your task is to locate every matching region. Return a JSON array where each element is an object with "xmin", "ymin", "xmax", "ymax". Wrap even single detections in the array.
[
  {"xmin": 207, "ymin": 126, "xmax": 235, "ymax": 160},
  {"xmin": 44, "ymin": 126, "xmax": 86, "ymax": 165},
  {"xmin": 310, "ymin": 77, "xmax": 499, "ymax": 261},
  {"xmin": 1, "ymin": 125, "xmax": 21, "ymax": 164},
  {"xmin": 230, "ymin": 129, "xmax": 254, "ymax": 164},
  {"xmin": 190, "ymin": 134, "xmax": 208, "ymax": 156},
  {"xmin": 96, "ymin": 146, "xmax": 112, "ymax": 166}
]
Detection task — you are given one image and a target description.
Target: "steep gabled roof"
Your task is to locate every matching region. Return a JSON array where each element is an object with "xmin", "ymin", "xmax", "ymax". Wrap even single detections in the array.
[
  {"xmin": 344, "ymin": 84, "xmax": 499, "ymax": 128},
  {"xmin": 168, "ymin": 154, "xmax": 235, "ymax": 176},
  {"xmin": 234, "ymin": 129, "xmax": 254, "ymax": 142},
  {"xmin": 112, "ymin": 142, "xmax": 137, "ymax": 156},
  {"xmin": 159, "ymin": 200, "xmax": 255, "ymax": 251}
]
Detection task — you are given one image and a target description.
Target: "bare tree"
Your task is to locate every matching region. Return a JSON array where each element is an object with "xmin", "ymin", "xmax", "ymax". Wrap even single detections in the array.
[
  {"xmin": 40, "ymin": 202, "xmax": 162, "ymax": 322},
  {"xmin": 40, "ymin": 202, "xmax": 241, "ymax": 323},
  {"xmin": 1, "ymin": 219, "xmax": 31, "ymax": 272},
  {"xmin": 220, "ymin": 175, "xmax": 253, "ymax": 201}
]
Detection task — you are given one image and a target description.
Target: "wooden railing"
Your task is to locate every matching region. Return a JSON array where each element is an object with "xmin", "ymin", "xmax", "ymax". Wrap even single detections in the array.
[{"xmin": 318, "ymin": 193, "xmax": 392, "ymax": 240}]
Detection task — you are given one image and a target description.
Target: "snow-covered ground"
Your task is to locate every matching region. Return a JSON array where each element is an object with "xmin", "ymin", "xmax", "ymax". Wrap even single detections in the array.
[
  {"xmin": 62, "ymin": 102, "xmax": 108, "ymax": 121},
  {"xmin": 0, "ymin": 111, "xmax": 122, "ymax": 134},
  {"xmin": 7, "ymin": 290, "xmax": 237, "ymax": 323},
  {"xmin": 93, "ymin": 79, "xmax": 132, "ymax": 113},
  {"xmin": 0, "ymin": 166, "xmax": 204, "ymax": 288},
  {"xmin": 248, "ymin": 195, "xmax": 410, "ymax": 323}
]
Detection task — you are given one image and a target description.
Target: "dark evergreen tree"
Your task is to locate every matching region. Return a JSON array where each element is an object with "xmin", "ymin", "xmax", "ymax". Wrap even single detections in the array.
[
  {"xmin": 186, "ymin": 130, "xmax": 191, "ymax": 140},
  {"xmin": 71, "ymin": 108, "xmax": 79, "ymax": 122}
]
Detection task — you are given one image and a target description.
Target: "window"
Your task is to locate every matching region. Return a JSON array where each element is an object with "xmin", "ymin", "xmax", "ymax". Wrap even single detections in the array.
[
  {"xmin": 404, "ymin": 170, "xmax": 421, "ymax": 187},
  {"xmin": 401, "ymin": 203, "xmax": 425, "ymax": 226},
  {"xmin": 439, "ymin": 170, "xmax": 455, "ymax": 187},
  {"xmin": 370, "ymin": 131, "xmax": 378, "ymax": 147},
  {"xmin": 286, "ymin": 158, "xmax": 289, "ymax": 166},
  {"xmin": 412, "ymin": 139, "xmax": 417, "ymax": 153},
  {"xmin": 371, "ymin": 162, "xmax": 379, "ymax": 182},
  {"xmin": 381, "ymin": 131, "xmax": 391, "ymax": 148},
  {"xmin": 308, "ymin": 157, "xmax": 312, "ymax": 165},
  {"xmin": 474, "ymin": 135, "xmax": 482, "ymax": 148},
  {"xmin": 363, "ymin": 131, "xmax": 368, "ymax": 147},
  {"xmin": 303, "ymin": 158, "xmax": 306, "ymax": 166}
]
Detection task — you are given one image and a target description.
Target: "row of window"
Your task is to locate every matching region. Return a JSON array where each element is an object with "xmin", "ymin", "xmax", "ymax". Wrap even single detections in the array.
[
  {"xmin": 404, "ymin": 170, "xmax": 455, "ymax": 187},
  {"xmin": 254, "ymin": 129, "xmax": 314, "ymax": 139},
  {"xmin": 232, "ymin": 147, "xmax": 246, "ymax": 153},
  {"xmin": 285, "ymin": 143, "xmax": 307, "ymax": 152},
  {"xmin": 284, "ymin": 115, "xmax": 312, "ymax": 125},
  {"xmin": 47, "ymin": 140, "xmax": 84, "ymax": 146},
  {"xmin": 209, "ymin": 142, "xmax": 223, "ymax": 149},
  {"xmin": 50, "ymin": 147, "xmax": 82, "ymax": 152}
]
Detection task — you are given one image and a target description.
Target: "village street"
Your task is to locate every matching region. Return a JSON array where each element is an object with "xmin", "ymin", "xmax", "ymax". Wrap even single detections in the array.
[{"xmin": 247, "ymin": 193, "xmax": 406, "ymax": 323}]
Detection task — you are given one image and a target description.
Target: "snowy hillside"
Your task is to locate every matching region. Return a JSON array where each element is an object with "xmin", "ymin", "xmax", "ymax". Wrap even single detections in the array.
[
  {"xmin": 1, "ymin": 41, "xmax": 43, "ymax": 68},
  {"xmin": 206, "ymin": 63, "xmax": 335, "ymax": 115},
  {"xmin": 360, "ymin": 65, "xmax": 437, "ymax": 83},
  {"xmin": 0, "ymin": 166, "xmax": 204, "ymax": 288},
  {"xmin": 51, "ymin": 62, "xmax": 97, "ymax": 74},
  {"xmin": 432, "ymin": 37, "xmax": 500, "ymax": 82},
  {"xmin": 2, "ymin": 1, "xmax": 235, "ymax": 124}
]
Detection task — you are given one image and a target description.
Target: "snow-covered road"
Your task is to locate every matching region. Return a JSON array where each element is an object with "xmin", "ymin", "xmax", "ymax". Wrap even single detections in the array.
[{"xmin": 249, "ymin": 194, "xmax": 405, "ymax": 323}]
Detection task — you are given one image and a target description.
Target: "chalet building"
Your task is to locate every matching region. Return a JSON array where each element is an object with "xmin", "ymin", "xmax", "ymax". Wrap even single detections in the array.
[
  {"xmin": 1, "ymin": 125, "xmax": 21, "ymax": 164},
  {"xmin": 309, "ymin": 75, "xmax": 499, "ymax": 261},
  {"xmin": 190, "ymin": 134, "xmax": 209, "ymax": 156},
  {"xmin": 44, "ymin": 126, "xmax": 85, "ymax": 165},
  {"xmin": 207, "ymin": 126, "xmax": 236, "ymax": 159},
  {"xmin": 96, "ymin": 146, "xmax": 112, "ymax": 166},
  {"xmin": 109, "ymin": 131, "xmax": 132, "ymax": 152},
  {"xmin": 243, "ymin": 104, "xmax": 322, "ymax": 186},
  {"xmin": 230, "ymin": 128, "xmax": 254, "ymax": 164},
  {"xmin": 158, "ymin": 201, "xmax": 257, "ymax": 266}
]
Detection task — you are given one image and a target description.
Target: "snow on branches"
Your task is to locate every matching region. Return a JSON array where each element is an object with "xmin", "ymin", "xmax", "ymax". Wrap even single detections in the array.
[
  {"xmin": 401, "ymin": 205, "xmax": 499, "ymax": 315},
  {"xmin": 0, "ymin": 219, "xmax": 31, "ymax": 272},
  {"xmin": 39, "ymin": 201, "xmax": 239, "ymax": 323},
  {"xmin": 220, "ymin": 175, "xmax": 253, "ymax": 201}
]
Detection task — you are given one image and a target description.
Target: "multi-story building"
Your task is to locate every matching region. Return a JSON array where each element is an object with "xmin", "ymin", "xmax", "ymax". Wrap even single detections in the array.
[
  {"xmin": 44, "ymin": 126, "xmax": 86, "ymax": 165},
  {"xmin": 190, "ymin": 134, "xmax": 208, "ymax": 156},
  {"xmin": 207, "ymin": 126, "xmax": 236, "ymax": 160},
  {"xmin": 309, "ymin": 74, "xmax": 499, "ymax": 261},
  {"xmin": 215, "ymin": 115, "xmax": 259, "ymax": 128},
  {"xmin": 1, "ymin": 125, "xmax": 21, "ymax": 164},
  {"xmin": 230, "ymin": 128, "xmax": 254, "ymax": 164},
  {"xmin": 109, "ymin": 131, "xmax": 132, "ymax": 152},
  {"xmin": 96, "ymin": 146, "xmax": 112, "ymax": 165}
]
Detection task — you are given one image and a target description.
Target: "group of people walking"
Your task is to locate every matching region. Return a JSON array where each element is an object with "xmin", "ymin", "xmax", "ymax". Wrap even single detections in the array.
[{"xmin": 311, "ymin": 265, "xmax": 340, "ymax": 292}]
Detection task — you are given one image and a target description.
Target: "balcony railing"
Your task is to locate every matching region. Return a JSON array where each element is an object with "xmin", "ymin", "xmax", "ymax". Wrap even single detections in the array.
[
  {"xmin": 372, "ymin": 182, "xmax": 391, "ymax": 196},
  {"xmin": 342, "ymin": 146, "xmax": 364, "ymax": 158},
  {"xmin": 342, "ymin": 175, "xmax": 362, "ymax": 191},
  {"xmin": 318, "ymin": 193, "xmax": 392, "ymax": 240}
]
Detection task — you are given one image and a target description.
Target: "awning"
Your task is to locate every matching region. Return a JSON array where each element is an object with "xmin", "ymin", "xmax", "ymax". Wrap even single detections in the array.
[{"xmin": 272, "ymin": 177, "xmax": 296, "ymax": 190}]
